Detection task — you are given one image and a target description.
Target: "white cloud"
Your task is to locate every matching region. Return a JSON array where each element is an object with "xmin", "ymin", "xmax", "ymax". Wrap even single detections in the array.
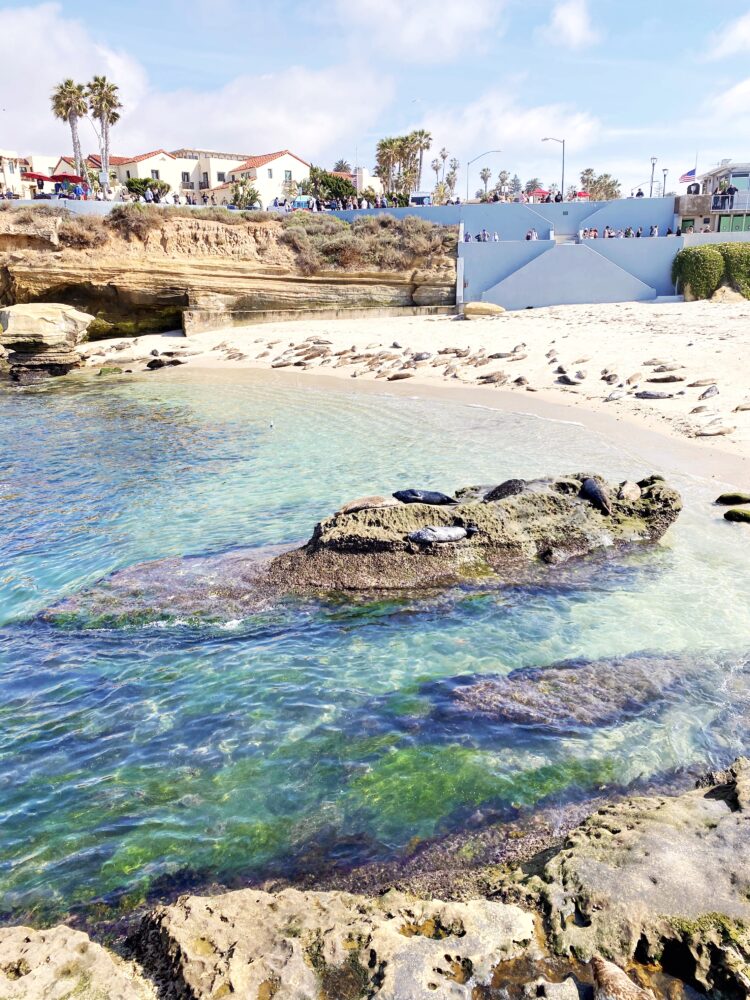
[
  {"xmin": 332, "ymin": 0, "xmax": 506, "ymax": 62},
  {"xmin": 0, "ymin": 2, "xmax": 393, "ymax": 165},
  {"xmin": 539, "ymin": 0, "xmax": 601, "ymax": 49},
  {"xmin": 707, "ymin": 10, "xmax": 750, "ymax": 59},
  {"xmin": 700, "ymin": 76, "xmax": 750, "ymax": 118}
]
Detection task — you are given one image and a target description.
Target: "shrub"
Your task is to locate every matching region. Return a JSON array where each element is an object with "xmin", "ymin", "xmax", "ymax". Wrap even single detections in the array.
[
  {"xmin": 317, "ymin": 232, "xmax": 367, "ymax": 269},
  {"xmin": 672, "ymin": 245, "xmax": 725, "ymax": 299},
  {"xmin": 58, "ymin": 215, "xmax": 108, "ymax": 249},
  {"xmin": 719, "ymin": 242, "xmax": 750, "ymax": 298},
  {"xmin": 106, "ymin": 204, "xmax": 164, "ymax": 242}
]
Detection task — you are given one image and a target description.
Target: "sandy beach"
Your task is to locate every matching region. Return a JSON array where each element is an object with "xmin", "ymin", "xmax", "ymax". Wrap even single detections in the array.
[{"xmin": 79, "ymin": 298, "xmax": 750, "ymax": 485}]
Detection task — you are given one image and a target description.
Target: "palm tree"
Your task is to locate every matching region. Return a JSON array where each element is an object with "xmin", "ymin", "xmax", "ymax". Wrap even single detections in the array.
[
  {"xmin": 375, "ymin": 137, "xmax": 399, "ymax": 194},
  {"xmin": 524, "ymin": 177, "xmax": 542, "ymax": 195},
  {"xmin": 439, "ymin": 147, "xmax": 449, "ymax": 181},
  {"xmin": 410, "ymin": 129, "xmax": 432, "ymax": 190},
  {"xmin": 431, "ymin": 158, "xmax": 441, "ymax": 187},
  {"xmin": 87, "ymin": 76, "xmax": 122, "ymax": 176},
  {"xmin": 479, "ymin": 167, "xmax": 492, "ymax": 195},
  {"xmin": 333, "ymin": 159, "xmax": 352, "ymax": 173},
  {"xmin": 495, "ymin": 170, "xmax": 511, "ymax": 196},
  {"xmin": 51, "ymin": 79, "xmax": 88, "ymax": 178}
]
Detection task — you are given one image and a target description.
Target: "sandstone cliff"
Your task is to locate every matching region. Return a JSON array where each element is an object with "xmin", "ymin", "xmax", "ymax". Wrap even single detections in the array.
[{"xmin": 0, "ymin": 207, "xmax": 457, "ymax": 337}]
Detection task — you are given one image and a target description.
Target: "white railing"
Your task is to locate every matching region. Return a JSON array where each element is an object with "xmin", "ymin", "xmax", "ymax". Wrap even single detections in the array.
[{"xmin": 711, "ymin": 192, "xmax": 750, "ymax": 212}]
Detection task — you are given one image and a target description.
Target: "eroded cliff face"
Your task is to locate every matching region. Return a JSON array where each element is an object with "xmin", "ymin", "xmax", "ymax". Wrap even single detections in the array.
[{"xmin": 0, "ymin": 211, "xmax": 457, "ymax": 338}]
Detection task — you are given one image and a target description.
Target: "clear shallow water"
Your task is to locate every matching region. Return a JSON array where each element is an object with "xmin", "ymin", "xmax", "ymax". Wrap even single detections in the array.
[{"xmin": 2, "ymin": 370, "xmax": 750, "ymax": 925}]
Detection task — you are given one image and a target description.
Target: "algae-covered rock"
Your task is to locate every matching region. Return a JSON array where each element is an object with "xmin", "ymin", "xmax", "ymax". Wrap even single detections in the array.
[
  {"xmin": 268, "ymin": 473, "xmax": 682, "ymax": 591},
  {"xmin": 724, "ymin": 508, "xmax": 750, "ymax": 523},
  {"xmin": 449, "ymin": 653, "xmax": 686, "ymax": 731},
  {"xmin": 134, "ymin": 887, "xmax": 534, "ymax": 999},
  {"xmin": 97, "ymin": 365, "xmax": 124, "ymax": 376},
  {"xmin": 537, "ymin": 758, "xmax": 750, "ymax": 996}
]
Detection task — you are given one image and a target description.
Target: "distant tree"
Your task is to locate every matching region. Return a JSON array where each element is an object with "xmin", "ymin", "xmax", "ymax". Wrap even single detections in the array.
[
  {"xmin": 479, "ymin": 166, "xmax": 492, "ymax": 195},
  {"xmin": 510, "ymin": 174, "xmax": 522, "ymax": 194},
  {"xmin": 51, "ymin": 79, "xmax": 88, "ymax": 178},
  {"xmin": 411, "ymin": 128, "xmax": 432, "ymax": 189},
  {"xmin": 431, "ymin": 158, "xmax": 441, "ymax": 186},
  {"xmin": 125, "ymin": 178, "xmax": 151, "ymax": 199},
  {"xmin": 439, "ymin": 147, "xmax": 449, "ymax": 180},
  {"xmin": 432, "ymin": 180, "xmax": 450, "ymax": 205},
  {"xmin": 87, "ymin": 76, "xmax": 122, "ymax": 176},
  {"xmin": 566, "ymin": 184, "xmax": 578, "ymax": 200},
  {"xmin": 281, "ymin": 176, "xmax": 298, "ymax": 201},
  {"xmin": 494, "ymin": 169, "xmax": 511, "ymax": 195},
  {"xmin": 580, "ymin": 168, "xmax": 621, "ymax": 201},
  {"xmin": 525, "ymin": 177, "xmax": 542, "ymax": 195},
  {"xmin": 446, "ymin": 158, "xmax": 460, "ymax": 196},
  {"xmin": 333, "ymin": 159, "xmax": 352, "ymax": 173},
  {"xmin": 150, "ymin": 179, "xmax": 171, "ymax": 198},
  {"xmin": 302, "ymin": 165, "xmax": 356, "ymax": 201},
  {"xmin": 232, "ymin": 178, "xmax": 261, "ymax": 208},
  {"xmin": 579, "ymin": 168, "xmax": 596, "ymax": 193}
]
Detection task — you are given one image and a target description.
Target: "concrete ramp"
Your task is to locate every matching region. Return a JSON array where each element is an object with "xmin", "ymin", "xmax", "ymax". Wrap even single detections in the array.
[{"xmin": 483, "ymin": 243, "xmax": 657, "ymax": 310}]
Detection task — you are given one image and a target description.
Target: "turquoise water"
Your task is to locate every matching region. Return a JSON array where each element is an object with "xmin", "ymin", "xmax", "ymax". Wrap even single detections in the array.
[{"xmin": 2, "ymin": 369, "xmax": 750, "ymax": 925}]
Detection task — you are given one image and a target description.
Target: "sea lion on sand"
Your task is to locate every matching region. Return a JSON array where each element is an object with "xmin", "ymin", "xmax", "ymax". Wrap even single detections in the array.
[
  {"xmin": 336, "ymin": 495, "xmax": 399, "ymax": 515},
  {"xmin": 408, "ymin": 526, "xmax": 467, "ymax": 544},
  {"xmin": 590, "ymin": 956, "xmax": 655, "ymax": 999},
  {"xmin": 393, "ymin": 489, "xmax": 459, "ymax": 506},
  {"xmin": 580, "ymin": 477, "xmax": 613, "ymax": 515}
]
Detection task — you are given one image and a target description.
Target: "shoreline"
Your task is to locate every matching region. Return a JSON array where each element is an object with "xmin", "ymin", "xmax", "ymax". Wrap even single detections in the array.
[{"xmin": 79, "ymin": 301, "xmax": 750, "ymax": 488}]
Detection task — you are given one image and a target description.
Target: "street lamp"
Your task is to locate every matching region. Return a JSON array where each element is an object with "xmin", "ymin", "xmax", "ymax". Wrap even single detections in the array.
[
  {"xmin": 662, "ymin": 168, "xmax": 668, "ymax": 198},
  {"xmin": 466, "ymin": 150, "xmax": 502, "ymax": 203},
  {"xmin": 542, "ymin": 137, "xmax": 565, "ymax": 197},
  {"xmin": 649, "ymin": 156, "xmax": 658, "ymax": 197}
]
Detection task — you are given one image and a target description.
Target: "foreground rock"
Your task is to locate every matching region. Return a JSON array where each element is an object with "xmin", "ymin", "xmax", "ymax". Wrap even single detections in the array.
[
  {"xmin": 0, "ymin": 303, "xmax": 94, "ymax": 381},
  {"xmin": 0, "ymin": 924, "xmax": 154, "ymax": 999},
  {"xmin": 268, "ymin": 474, "xmax": 682, "ymax": 591},
  {"xmin": 537, "ymin": 758, "xmax": 750, "ymax": 996},
  {"xmin": 134, "ymin": 888, "xmax": 535, "ymax": 999}
]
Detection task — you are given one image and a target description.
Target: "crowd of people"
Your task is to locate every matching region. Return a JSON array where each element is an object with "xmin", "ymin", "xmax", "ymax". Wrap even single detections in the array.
[{"xmin": 463, "ymin": 229, "xmax": 500, "ymax": 242}]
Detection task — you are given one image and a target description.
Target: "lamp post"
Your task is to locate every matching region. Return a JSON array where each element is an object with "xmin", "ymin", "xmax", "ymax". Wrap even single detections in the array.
[
  {"xmin": 662, "ymin": 168, "xmax": 668, "ymax": 198},
  {"xmin": 542, "ymin": 137, "xmax": 565, "ymax": 197},
  {"xmin": 466, "ymin": 150, "xmax": 502, "ymax": 203},
  {"xmin": 649, "ymin": 156, "xmax": 658, "ymax": 197}
]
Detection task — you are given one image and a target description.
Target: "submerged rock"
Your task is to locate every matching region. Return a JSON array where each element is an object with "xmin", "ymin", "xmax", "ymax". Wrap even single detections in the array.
[
  {"xmin": 268, "ymin": 474, "xmax": 682, "ymax": 591},
  {"xmin": 447, "ymin": 653, "xmax": 686, "ymax": 731},
  {"xmin": 0, "ymin": 302, "xmax": 94, "ymax": 382},
  {"xmin": 537, "ymin": 758, "xmax": 750, "ymax": 996},
  {"xmin": 134, "ymin": 888, "xmax": 534, "ymax": 999}
]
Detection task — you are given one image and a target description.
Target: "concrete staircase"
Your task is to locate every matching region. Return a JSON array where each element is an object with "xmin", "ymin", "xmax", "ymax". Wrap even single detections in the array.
[{"xmin": 482, "ymin": 243, "xmax": 657, "ymax": 310}]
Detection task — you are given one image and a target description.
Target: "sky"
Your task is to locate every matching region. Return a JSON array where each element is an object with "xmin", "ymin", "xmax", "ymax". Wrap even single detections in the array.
[{"xmin": 1, "ymin": 0, "xmax": 749, "ymax": 196}]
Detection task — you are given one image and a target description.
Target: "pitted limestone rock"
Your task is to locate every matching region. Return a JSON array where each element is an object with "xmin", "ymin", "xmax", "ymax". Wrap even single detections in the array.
[{"xmin": 134, "ymin": 888, "xmax": 535, "ymax": 999}]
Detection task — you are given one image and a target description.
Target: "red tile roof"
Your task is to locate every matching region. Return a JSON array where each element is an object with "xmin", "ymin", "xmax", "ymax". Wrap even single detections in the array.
[
  {"xmin": 233, "ymin": 149, "xmax": 310, "ymax": 171},
  {"xmin": 127, "ymin": 149, "xmax": 176, "ymax": 163}
]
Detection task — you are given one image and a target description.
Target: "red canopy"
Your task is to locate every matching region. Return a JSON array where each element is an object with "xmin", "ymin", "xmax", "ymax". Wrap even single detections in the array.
[
  {"xmin": 51, "ymin": 173, "xmax": 83, "ymax": 183},
  {"xmin": 530, "ymin": 188, "xmax": 549, "ymax": 197},
  {"xmin": 577, "ymin": 191, "xmax": 590, "ymax": 198},
  {"xmin": 21, "ymin": 172, "xmax": 51, "ymax": 182}
]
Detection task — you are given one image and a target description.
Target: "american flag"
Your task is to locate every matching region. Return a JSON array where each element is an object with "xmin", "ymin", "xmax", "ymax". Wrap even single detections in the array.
[{"xmin": 680, "ymin": 168, "xmax": 697, "ymax": 183}]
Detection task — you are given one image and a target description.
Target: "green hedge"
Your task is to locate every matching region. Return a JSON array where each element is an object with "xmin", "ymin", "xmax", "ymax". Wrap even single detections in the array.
[{"xmin": 672, "ymin": 242, "xmax": 750, "ymax": 299}]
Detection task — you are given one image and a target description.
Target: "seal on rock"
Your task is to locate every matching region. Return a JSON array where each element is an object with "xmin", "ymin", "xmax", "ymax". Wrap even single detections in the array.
[
  {"xmin": 408, "ymin": 526, "xmax": 468, "ymax": 544},
  {"xmin": 590, "ymin": 956, "xmax": 655, "ymax": 999},
  {"xmin": 483, "ymin": 479, "xmax": 527, "ymax": 502},
  {"xmin": 336, "ymin": 495, "xmax": 399, "ymax": 515},
  {"xmin": 580, "ymin": 478, "xmax": 613, "ymax": 515},
  {"xmin": 393, "ymin": 489, "xmax": 459, "ymax": 506}
]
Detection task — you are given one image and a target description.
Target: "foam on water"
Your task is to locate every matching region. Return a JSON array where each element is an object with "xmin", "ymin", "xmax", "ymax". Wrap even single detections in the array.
[{"xmin": 1, "ymin": 370, "xmax": 749, "ymax": 924}]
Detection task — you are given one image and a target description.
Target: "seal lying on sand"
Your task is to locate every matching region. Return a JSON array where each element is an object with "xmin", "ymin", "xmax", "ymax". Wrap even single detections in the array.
[{"xmin": 393, "ymin": 489, "xmax": 458, "ymax": 505}]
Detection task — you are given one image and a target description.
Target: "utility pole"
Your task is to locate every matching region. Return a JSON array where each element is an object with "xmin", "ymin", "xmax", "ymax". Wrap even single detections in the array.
[{"xmin": 650, "ymin": 157, "xmax": 658, "ymax": 197}]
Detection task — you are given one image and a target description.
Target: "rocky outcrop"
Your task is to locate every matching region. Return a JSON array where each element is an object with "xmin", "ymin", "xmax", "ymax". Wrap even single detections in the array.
[
  {"xmin": 0, "ymin": 212, "xmax": 456, "ymax": 337},
  {"xmin": 535, "ymin": 758, "xmax": 750, "ymax": 996},
  {"xmin": 134, "ymin": 888, "xmax": 535, "ymax": 1000},
  {"xmin": 0, "ymin": 924, "xmax": 154, "ymax": 999},
  {"xmin": 267, "ymin": 474, "xmax": 682, "ymax": 591},
  {"xmin": 0, "ymin": 302, "xmax": 95, "ymax": 381}
]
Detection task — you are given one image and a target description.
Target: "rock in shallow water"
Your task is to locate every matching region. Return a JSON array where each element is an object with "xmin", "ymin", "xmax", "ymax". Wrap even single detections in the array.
[
  {"xmin": 0, "ymin": 303, "xmax": 94, "ymax": 381},
  {"xmin": 447, "ymin": 653, "xmax": 687, "ymax": 731},
  {"xmin": 268, "ymin": 474, "xmax": 681, "ymax": 591}
]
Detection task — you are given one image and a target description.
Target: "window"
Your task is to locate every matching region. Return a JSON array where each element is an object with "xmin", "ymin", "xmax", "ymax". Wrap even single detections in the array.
[
  {"xmin": 8, "ymin": 162, "xmax": 14, "ymax": 174},
  {"xmin": 284, "ymin": 170, "xmax": 292, "ymax": 182},
  {"xmin": 268, "ymin": 168, "xmax": 273, "ymax": 179},
  {"xmin": 217, "ymin": 172, "xmax": 225, "ymax": 182},
  {"xmin": 181, "ymin": 171, "xmax": 190, "ymax": 183},
  {"xmin": 151, "ymin": 169, "xmax": 160, "ymax": 180},
  {"xmin": 126, "ymin": 170, "xmax": 131, "ymax": 179},
  {"xmin": 730, "ymin": 173, "xmax": 750, "ymax": 191},
  {"xmin": 202, "ymin": 172, "xmax": 209, "ymax": 185}
]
